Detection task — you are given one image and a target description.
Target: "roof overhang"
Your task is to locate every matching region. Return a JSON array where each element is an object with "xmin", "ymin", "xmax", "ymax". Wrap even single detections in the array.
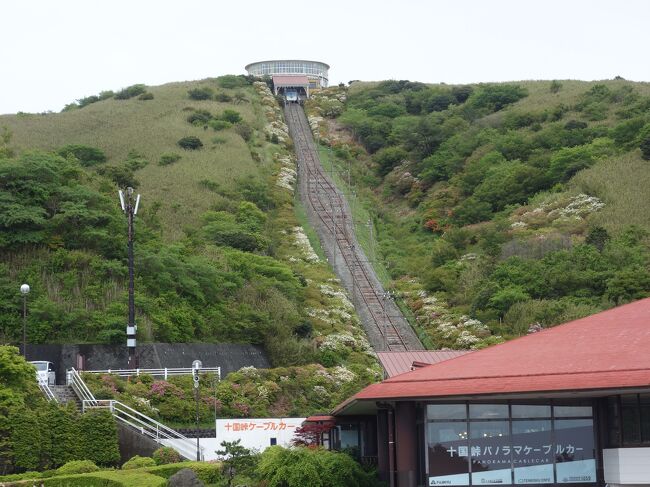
[{"xmin": 334, "ymin": 384, "xmax": 650, "ymax": 416}]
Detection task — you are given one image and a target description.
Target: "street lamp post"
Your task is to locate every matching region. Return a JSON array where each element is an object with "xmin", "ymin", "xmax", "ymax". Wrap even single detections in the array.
[
  {"xmin": 20, "ymin": 284, "xmax": 30, "ymax": 357},
  {"xmin": 192, "ymin": 360, "xmax": 203, "ymax": 462},
  {"xmin": 118, "ymin": 188, "xmax": 140, "ymax": 369}
]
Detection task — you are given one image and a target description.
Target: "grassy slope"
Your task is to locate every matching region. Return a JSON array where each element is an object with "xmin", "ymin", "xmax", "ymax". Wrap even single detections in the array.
[{"xmin": 1, "ymin": 80, "xmax": 263, "ymax": 241}]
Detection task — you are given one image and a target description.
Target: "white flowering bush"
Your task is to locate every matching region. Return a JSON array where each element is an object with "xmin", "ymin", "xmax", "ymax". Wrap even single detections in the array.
[
  {"xmin": 510, "ymin": 193, "xmax": 605, "ymax": 232},
  {"xmin": 396, "ymin": 277, "xmax": 502, "ymax": 350},
  {"xmin": 293, "ymin": 226, "xmax": 320, "ymax": 263}
]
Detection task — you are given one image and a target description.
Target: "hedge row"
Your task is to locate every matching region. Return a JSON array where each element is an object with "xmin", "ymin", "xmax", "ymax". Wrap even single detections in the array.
[{"xmin": 5, "ymin": 462, "xmax": 222, "ymax": 487}]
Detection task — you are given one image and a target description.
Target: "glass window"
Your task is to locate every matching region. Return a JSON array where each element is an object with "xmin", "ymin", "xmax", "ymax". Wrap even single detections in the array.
[
  {"xmin": 428, "ymin": 422, "xmax": 469, "ymax": 486},
  {"xmin": 512, "ymin": 420, "xmax": 553, "ymax": 484},
  {"xmin": 511, "ymin": 405, "xmax": 551, "ymax": 418},
  {"xmin": 470, "ymin": 404, "xmax": 508, "ymax": 419},
  {"xmin": 553, "ymin": 405, "xmax": 593, "ymax": 417},
  {"xmin": 554, "ymin": 419, "xmax": 597, "ymax": 483},
  {"xmin": 470, "ymin": 421, "xmax": 511, "ymax": 485},
  {"xmin": 641, "ymin": 394, "xmax": 650, "ymax": 442},
  {"xmin": 428, "ymin": 404, "xmax": 467, "ymax": 420},
  {"xmin": 606, "ymin": 397, "xmax": 620, "ymax": 447},
  {"xmin": 338, "ymin": 424, "xmax": 359, "ymax": 450},
  {"xmin": 621, "ymin": 394, "xmax": 641, "ymax": 443}
]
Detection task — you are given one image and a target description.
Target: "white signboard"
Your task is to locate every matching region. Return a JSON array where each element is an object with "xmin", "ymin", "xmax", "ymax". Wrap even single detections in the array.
[{"xmin": 216, "ymin": 417, "xmax": 305, "ymax": 453}]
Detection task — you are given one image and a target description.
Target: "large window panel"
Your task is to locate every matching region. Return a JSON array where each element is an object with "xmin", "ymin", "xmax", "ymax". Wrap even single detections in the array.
[
  {"xmin": 428, "ymin": 422, "xmax": 470, "ymax": 486},
  {"xmin": 512, "ymin": 420, "xmax": 553, "ymax": 484},
  {"xmin": 554, "ymin": 419, "xmax": 596, "ymax": 483},
  {"xmin": 470, "ymin": 421, "xmax": 511, "ymax": 485}
]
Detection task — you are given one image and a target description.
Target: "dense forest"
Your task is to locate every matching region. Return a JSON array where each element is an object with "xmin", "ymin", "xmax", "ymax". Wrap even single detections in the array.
[{"xmin": 308, "ymin": 79, "xmax": 650, "ymax": 348}]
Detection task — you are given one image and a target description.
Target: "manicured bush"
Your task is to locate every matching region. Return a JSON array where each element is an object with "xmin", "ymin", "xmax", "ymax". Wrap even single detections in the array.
[
  {"xmin": 122, "ymin": 455, "xmax": 156, "ymax": 470},
  {"xmin": 57, "ymin": 144, "xmax": 107, "ymax": 166},
  {"xmin": 78, "ymin": 410, "xmax": 120, "ymax": 466},
  {"xmin": 187, "ymin": 87, "xmax": 214, "ymax": 100},
  {"xmin": 114, "ymin": 84, "xmax": 147, "ymax": 100},
  {"xmin": 159, "ymin": 153, "xmax": 182, "ymax": 166},
  {"xmin": 146, "ymin": 462, "xmax": 222, "ymax": 484},
  {"xmin": 152, "ymin": 446, "xmax": 182, "ymax": 465},
  {"xmin": 56, "ymin": 459, "xmax": 100, "ymax": 475},
  {"xmin": 177, "ymin": 136, "xmax": 203, "ymax": 150}
]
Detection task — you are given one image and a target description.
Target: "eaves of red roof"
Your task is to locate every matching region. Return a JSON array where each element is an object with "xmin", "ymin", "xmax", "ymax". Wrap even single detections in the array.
[{"xmin": 336, "ymin": 298, "xmax": 650, "ymax": 412}]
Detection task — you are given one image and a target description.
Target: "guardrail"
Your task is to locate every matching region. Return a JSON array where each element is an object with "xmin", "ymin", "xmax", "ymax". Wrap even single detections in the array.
[
  {"xmin": 37, "ymin": 379, "xmax": 58, "ymax": 402},
  {"xmin": 67, "ymin": 367, "xmax": 97, "ymax": 406},
  {"xmin": 84, "ymin": 367, "xmax": 221, "ymax": 380},
  {"xmin": 67, "ymin": 368, "xmax": 203, "ymax": 461},
  {"xmin": 83, "ymin": 399, "xmax": 202, "ymax": 460}
]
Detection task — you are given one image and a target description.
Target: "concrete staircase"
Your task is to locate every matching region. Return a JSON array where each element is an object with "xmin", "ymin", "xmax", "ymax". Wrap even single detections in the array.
[{"xmin": 50, "ymin": 385, "xmax": 81, "ymax": 409}]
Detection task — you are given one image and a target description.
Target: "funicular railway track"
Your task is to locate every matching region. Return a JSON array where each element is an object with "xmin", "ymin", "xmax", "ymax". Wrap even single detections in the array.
[{"xmin": 285, "ymin": 104, "xmax": 422, "ymax": 351}]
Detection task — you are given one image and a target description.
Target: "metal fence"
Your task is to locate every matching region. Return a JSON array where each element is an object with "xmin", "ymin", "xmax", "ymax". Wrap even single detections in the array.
[{"xmin": 83, "ymin": 367, "xmax": 221, "ymax": 380}]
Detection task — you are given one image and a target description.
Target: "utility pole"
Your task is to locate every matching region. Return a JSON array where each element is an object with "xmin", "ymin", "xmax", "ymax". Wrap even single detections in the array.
[
  {"xmin": 192, "ymin": 360, "xmax": 202, "ymax": 461},
  {"xmin": 119, "ymin": 188, "xmax": 140, "ymax": 369},
  {"xmin": 20, "ymin": 284, "xmax": 30, "ymax": 357}
]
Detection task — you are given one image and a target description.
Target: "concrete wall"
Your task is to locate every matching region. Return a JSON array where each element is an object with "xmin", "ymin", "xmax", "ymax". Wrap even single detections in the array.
[
  {"xmin": 117, "ymin": 423, "xmax": 159, "ymax": 464},
  {"xmin": 24, "ymin": 343, "xmax": 270, "ymax": 384},
  {"xmin": 604, "ymin": 447, "xmax": 650, "ymax": 485}
]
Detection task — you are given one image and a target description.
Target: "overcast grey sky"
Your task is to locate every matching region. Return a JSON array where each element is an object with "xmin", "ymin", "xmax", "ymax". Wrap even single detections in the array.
[{"xmin": 2, "ymin": 0, "xmax": 648, "ymax": 114}]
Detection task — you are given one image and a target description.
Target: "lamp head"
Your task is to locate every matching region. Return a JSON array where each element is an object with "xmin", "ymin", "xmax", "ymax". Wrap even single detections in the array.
[{"xmin": 20, "ymin": 284, "xmax": 30, "ymax": 295}]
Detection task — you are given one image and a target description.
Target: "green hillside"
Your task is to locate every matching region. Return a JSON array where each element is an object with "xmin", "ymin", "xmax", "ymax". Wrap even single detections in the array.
[
  {"xmin": 308, "ymin": 78, "xmax": 650, "ymax": 348},
  {"xmin": 0, "ymin": 76, "xmax": 379, "ymax": 422}
]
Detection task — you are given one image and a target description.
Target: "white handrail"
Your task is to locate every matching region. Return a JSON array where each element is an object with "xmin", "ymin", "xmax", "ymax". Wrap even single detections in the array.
[
  {"xmin": 38, "ymin": 380, "xmax": 58, "ymax": 403},
  {"xmin": 84, "ymin": 367, "xmax": 221, "ymax": 380},
  {"xmin": 67, "ymin": 367, "xmax": 97, "ymax": 406},
  {"xmin": 69, "ymin": 368, "xmax": 205, "ymax": 460},
  {"xmin": 84, "ymin": 399, "xmax": 203, "ymax": 460}
]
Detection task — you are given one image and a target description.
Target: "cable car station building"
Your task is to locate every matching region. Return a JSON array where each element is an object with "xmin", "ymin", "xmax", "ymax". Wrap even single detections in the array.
[
  {"xmin": 332, "ymin": 298, "xmax": 650, "ymax": 487},
  {"xmin": 245, "ymin": 59, "xmax": 329, "ymax": 99}
]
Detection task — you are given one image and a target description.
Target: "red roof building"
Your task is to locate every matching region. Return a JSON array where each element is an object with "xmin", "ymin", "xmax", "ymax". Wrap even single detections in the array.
[
  {"xmin": 377, "ymin": 350, "xmax": 470, "ymax": 378},
  {"xmin": 331, "ymin": 298, "xmax": 650, "ymax": 487}
]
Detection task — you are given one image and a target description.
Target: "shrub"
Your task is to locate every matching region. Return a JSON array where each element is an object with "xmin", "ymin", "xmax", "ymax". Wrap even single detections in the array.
[
  {"xmin": 187, "ymin": 109, "xmax": 213, "ymax": 125},
  {"xmin": 57, "ymin": 144, "xmax": 107, "ymax": 167},
  {"xmin": 56, "ymin": 460, "xmax": 100, "ymax": 475},
  {"xmin": 152, "ymin": 446, "xmax": 182, "ymax": 465},
  {"xmin": 114, "ymin": 84, "xmax": 147, "ymax": 100},
  {"xmin": 217, "ymin": 75, "xmax": 249, "ymax": 89},
  {"xmin": 550, "ymin": 80, "xmax": 562, "ymax": 93},
  {"xmin": 234, "ymin": 122, "xmax": 253, "ymax": 141},
  {"xmin": 177, "ymin": 136, "xmax": 203, "ymax": 150},
  {"xmin": 187, "ymin": 87, "xmax": 213, "ymax": 100},
  {"xmin": 159, "ymin": 153, "xmax": 182, "ymax": 166},
  {"xmin": 215, "ymin": 92, "xmax": 232, "ymax": 102},
  {"xmin": 640, "ymin": 135, "xmax": 650, "ymax": 160},
  {"xmin": 220, "ymin": 109, "xmax": 242, "ymax": 124},
  {"xmin": 373, "ymin": 146, "xmax": 408, "ymax": 176},
  {"xmin": 122, "ymin": 455, "xmax": 156, "ymax": 470},
  {"xmin": 138, "ymin": 92, "xmax": 154, "ymax": 100},
  {"xmin": 466, "ymin": 84, "xmax": 528, "ymax": 113},
  {"xmin": 78, "ymin": 410, "xmax": 120, "ymax": 466},
  {"xmin": 208, "ymin": 119, "xmax": 232, "ymax": 131}
]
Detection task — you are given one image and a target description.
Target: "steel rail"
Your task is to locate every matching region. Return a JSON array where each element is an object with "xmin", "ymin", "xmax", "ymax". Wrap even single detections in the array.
[{"xmin": 285, "ymin": 104, "xmax": 408, "ymax": 351}]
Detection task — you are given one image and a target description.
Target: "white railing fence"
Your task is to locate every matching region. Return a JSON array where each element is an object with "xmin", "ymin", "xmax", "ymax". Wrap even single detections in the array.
[
  {"xmin": 83, "ymin": 367, "xmax": 221, "ymax": 380},
  {"xmin": 83, "ymin": 399, "xmax": 202, "ymax": 461},
  {"xmin": 38, "ymin": 379, "xmax": 58, "ymax": 402},
  {"xmin": 67, "ymin": 368, "xmax": 203, "ymax": 461},
  {"xmin": 67, "ymin": 367, "xmax": 97, "ymax": 406}
]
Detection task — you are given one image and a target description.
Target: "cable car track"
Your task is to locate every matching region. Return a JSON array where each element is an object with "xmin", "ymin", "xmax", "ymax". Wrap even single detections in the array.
[{"xmin": 285, "ymin": 103, "xmax": 422, "ymax": 351}]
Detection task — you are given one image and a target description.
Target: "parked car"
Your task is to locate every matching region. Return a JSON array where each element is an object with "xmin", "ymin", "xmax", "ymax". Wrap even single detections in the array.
[{"xmin": 30, "ymin": 361, "xmax": 56, "ymax": 386}]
